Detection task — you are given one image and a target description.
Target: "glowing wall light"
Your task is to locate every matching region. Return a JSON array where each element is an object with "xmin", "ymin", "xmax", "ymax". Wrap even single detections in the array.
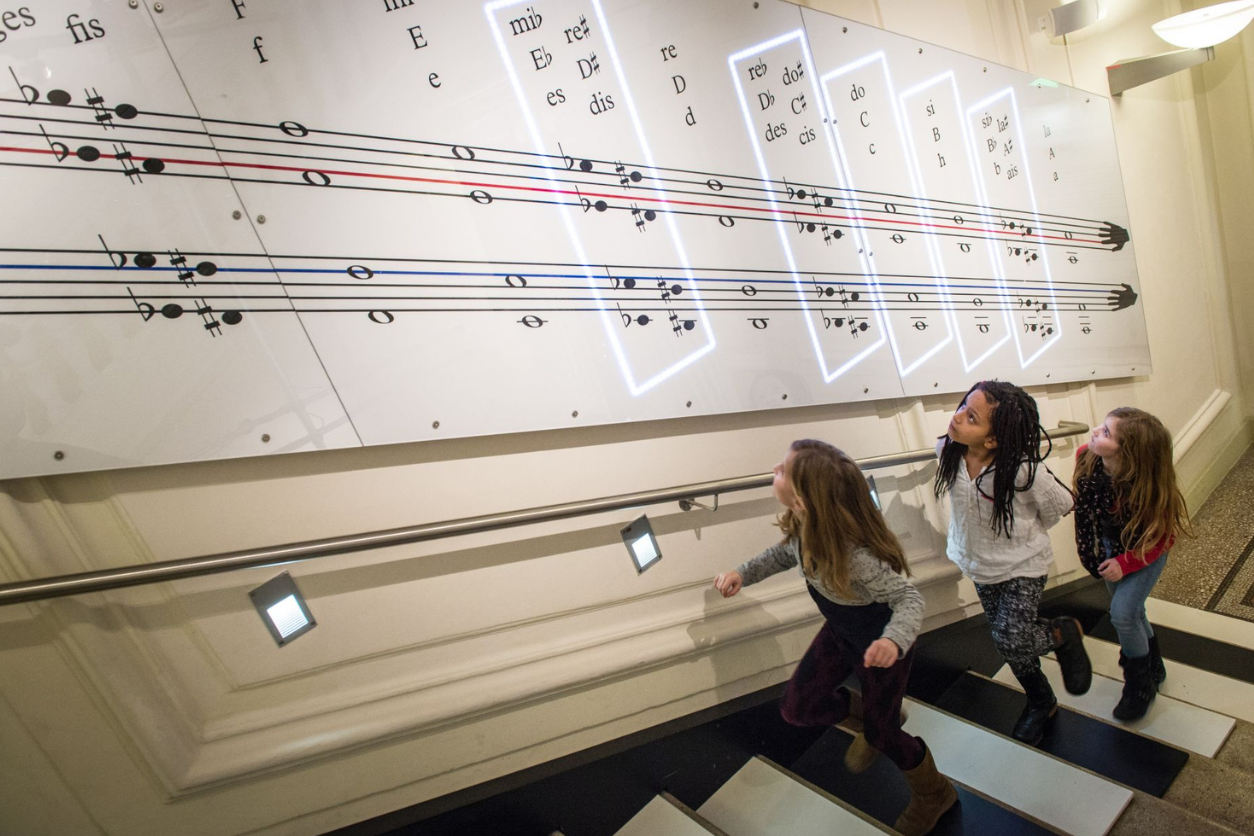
[
  {"xmin": 249, "ymin": 572, "xmax": 317, "ymax": 647},
  {"xmin": 1109, "ymin": 1, "xmax": 1254, "ymax": 95}
]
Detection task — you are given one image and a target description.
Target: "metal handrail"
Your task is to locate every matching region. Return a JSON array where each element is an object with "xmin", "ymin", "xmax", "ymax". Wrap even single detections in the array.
[{"xmin": 0, "ymin": 421, "xmax": 1089, "ymax": 606}]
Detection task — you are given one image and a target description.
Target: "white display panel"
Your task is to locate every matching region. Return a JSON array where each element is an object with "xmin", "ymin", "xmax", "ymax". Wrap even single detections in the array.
[{"xmin": 0, "ymin": 0, "xmax": 1147, "ymax": 478}]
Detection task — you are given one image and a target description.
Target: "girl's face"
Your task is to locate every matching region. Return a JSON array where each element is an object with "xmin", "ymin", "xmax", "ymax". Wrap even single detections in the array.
[
  {"xmin": 773, "ymin": 451, "xmax": 805, "ymax": 512},
  {"xmin": 947, "ymin": 388, "xmax": 997, "ymax": 452},
  {"xmin": 1090, "ymin": 415, "xmax": 1121, "ymax": 460}
]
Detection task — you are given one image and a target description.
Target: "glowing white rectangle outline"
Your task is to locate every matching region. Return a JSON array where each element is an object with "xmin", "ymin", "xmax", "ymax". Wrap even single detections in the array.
[
  {"xmin": 485, "ymin": 0, "xmax": 715, "ymax": 396},
  {"xmin": 898, "ymin": 70, "xmax": 1013, "ymax": 372},
  {"xmin": 965, "ymin": 88, "xmax": 1062, "ymax": 368},
  {"xmin": 817, "ymin": 51, "xmax": 954, "ymax": 377},
  {"xmin": 728, "ymin": 31, "xmax": 886, "ymax": 383}
]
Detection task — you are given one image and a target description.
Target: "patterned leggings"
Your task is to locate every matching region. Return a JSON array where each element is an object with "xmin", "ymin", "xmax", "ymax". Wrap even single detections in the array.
[
  {"xmin": 974, "ymin": 576, "xmax": 1056, "ymax": 681},
  {"xmin": 779, "ymin": 621, "xmax": 924, "ymax": 771}
]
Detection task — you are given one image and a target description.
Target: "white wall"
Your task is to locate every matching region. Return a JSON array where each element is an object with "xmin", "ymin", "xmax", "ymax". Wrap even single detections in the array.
[{"xmin": 0, "ymin": 1, "xmax": 1250, "ymax": 834}]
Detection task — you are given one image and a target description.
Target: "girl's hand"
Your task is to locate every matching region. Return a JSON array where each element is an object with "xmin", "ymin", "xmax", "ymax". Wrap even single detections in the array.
[
  {"xmin": 713, "ymin": 571, "xmax": 743, "ymax": 597},
  {"xmin": 863, "ymin": 638, "xmax": 901, "ymax": 668},
  {"xmin": 1097, "ymin": 559, "xmax": 1124, "ymax": 582}
]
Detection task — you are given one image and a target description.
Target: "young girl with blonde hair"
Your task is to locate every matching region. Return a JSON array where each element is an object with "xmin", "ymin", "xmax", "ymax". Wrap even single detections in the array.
[
  {"xmin": 714, "ymin": 439, "xmax": 955, "ymax": 835},
  {"xmin": 1074, "ymin": 407, "xmax": 1190, "ymax": 720}
]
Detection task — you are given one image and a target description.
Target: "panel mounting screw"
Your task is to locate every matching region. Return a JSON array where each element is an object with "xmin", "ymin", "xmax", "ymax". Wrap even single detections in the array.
[
  {"xmin": 128, "ymin": 0, "xmax": 138, "ymax": 7},
  {"xmin": 54, "ymin": 451, "xmax": 65, "ymax": 460},
  {"xmin": 153, "ymin": 2, "xmax": 164, "ymax": 11},
  {"xmin": 686, "ymin": 401, "xmax": 692, "ymax": 408},
  {"xmin": 232, "ymin": 210, "xmax": 242, "ymax": 220},
  {"xmin": 261, "ymin": 433, "xmax": 271, "ymax": 443},
  {"xmin": 432, "ymin": 421, "xmax": 440, "ymax": 429},
  {"xmin": 863, "ymin": 387, "xmax": 869, "ymax": 393},
  {"xmin": 572, "ymin": 410, "xmax": 579, "ymax": 418},
  {"xmin": 257, "ymin": 215, "xmax": 266, "ymax": 224}
]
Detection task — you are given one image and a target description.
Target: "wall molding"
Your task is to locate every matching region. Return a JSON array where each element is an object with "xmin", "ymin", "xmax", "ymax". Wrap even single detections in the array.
[{"xmin": 1174, "ymin": 388, "xmax": 1232, "ymax": 463}]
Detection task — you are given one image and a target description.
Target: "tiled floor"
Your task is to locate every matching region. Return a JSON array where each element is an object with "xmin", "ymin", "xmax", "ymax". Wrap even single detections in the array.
[{"xmin": 1153, "ymin": 449, "xmax": 1254, "ymax": 617}]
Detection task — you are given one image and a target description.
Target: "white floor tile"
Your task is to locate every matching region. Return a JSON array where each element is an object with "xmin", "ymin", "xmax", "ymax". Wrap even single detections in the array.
[
  {"xmin": 616, "ymin": 795, "xmax": 719, "ymax": 836},
  {"xmin": 697, "ymin": 757, "xmax": 888, "ymax": 836},
  {"xmin": 1085, "ymin": 636, "xmax": 1254, "ymax": 724},
  {"xmin": 903, "ymin": 700, "xmax": 1131, "ymax": 836},
  {"xmin": 993, "ymin": 659, "xmax": 1234, "ymax": 757},
  {"xmin": 1146, "ymin": 598, "xmax": 1254, "ymax": 650}
]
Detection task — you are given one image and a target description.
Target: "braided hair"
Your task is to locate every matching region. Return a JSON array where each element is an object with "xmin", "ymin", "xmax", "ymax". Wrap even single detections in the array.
[{"xmin": 933, "ymin": 380, "xmax": 1052, "ymax": 537}]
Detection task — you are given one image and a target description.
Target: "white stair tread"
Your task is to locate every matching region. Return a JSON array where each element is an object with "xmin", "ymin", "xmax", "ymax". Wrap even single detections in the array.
[
  {"xmin": 902, "ymin": 699, "xmax": 1131, "ymax": 836},
  {"xmin": 1085, "ymin": 636, "xmax": 1254, "ymax": 724},
  {"xmin": 1146, "ymin": 598, "xmax": 1254, "ymax": 650},
  {"xmin": 697, "ymin": 757, "xmax": 887, "ymax": 836},
  {"xmin": 993, "ymin": 657, "xmax": 1234, "ymax": 757},
  {"xmin": 616, "ymin": 795, "xmax": 719, "ymax": 836}
]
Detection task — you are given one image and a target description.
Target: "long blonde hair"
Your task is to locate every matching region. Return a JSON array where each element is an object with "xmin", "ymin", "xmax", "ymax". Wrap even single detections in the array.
[
  {"xmin": 777, "ymin": 439, "xmax": 909, "ymax": 597},
  {"xmin": 1074, "ymin": 407, "xmax": 1191, "ymax": 561}
]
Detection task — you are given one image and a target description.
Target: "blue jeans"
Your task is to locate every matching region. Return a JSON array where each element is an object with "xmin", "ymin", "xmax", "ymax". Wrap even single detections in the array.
[{"xmin": 1103, "ymin": 547, "xmax": 1168, "ymax": 659}]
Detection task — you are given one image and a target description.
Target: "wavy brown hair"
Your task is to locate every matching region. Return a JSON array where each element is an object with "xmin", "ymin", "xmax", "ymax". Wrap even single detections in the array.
[
  {"xmin": 777, "ymin": 439, "xmax": 910, "ymax": 597},
  {"xmin": 1074, "ymin": 407, "xmax": 1191, "ymax": 561}
]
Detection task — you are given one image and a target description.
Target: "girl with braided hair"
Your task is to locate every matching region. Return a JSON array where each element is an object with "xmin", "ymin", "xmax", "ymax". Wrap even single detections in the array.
[
  {"xmin": 935, "ymin": 380, "xmax": 1091, "ymax": 746},
  {"xmin": 1074, "ymin": 408, "xmax": 1190, "ymax": 721}
]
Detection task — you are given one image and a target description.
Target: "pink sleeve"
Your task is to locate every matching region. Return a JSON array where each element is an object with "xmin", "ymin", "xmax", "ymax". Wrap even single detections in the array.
[{"xmin": 1114, "ymin": 535, "xmax": 1173, "ymax": 575}]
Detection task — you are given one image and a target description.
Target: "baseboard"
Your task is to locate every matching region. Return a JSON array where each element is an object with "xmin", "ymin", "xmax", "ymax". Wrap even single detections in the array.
[{"xmin": 1182, "ymin": 415, "xmax": 1252, "ymax": 517}]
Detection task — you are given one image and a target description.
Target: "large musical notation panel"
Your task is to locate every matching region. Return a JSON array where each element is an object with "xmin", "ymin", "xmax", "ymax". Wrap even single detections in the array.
[{"xmin": 0, "ymin": 0, "xmax": 1147, "ymax": 478}]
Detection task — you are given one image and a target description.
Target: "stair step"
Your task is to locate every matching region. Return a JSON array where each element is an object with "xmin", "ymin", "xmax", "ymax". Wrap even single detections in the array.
[
  {"xmin": 1146, "ymin": 599, "xmax": 1254, "ymax": 650},
  {"xmin": 901, "ymin": 699, "xmax": 1131, "ymax": 836},
  {"xmin": 1108, "ymin": 791, "xmax": 1249, "ymax": 836},
  {"xmin": 616, "ymin": 793, "xmax": 726, "ymax": 836},
  {"xmin": 696, "ymin": 756, "xmax": 891, "ymax": 836},
  {"xmin": 934, "ymin": 672, "xmax": 1186, "ymax": 796},
  {"xmin": 1089, "ymin": 604, "xmax": 1254, "ymax": 687},
  {"xmin": 1083, "ymin": 637, "xmax": 1254, "ymax": 724},
  {"xmin": 790, "ymin": 726, "xmax": 1053, "ymax": 835},
  {"xmin": 993, "ymin": 657, "xmax": 1234, "ymax": 756},
  {"xmin": 1162, "ymin": 750, "xmax": 1254, "ymax": 835}
]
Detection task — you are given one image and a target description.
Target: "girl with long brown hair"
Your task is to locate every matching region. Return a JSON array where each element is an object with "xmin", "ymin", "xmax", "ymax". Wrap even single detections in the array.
[
  {"xmin": 1074, "ymin": 407, "xmax": 1190, "ymax": 721},
  {"xmin": 713, "ymin": 439, "xmax": 955, "ymax": 836}
]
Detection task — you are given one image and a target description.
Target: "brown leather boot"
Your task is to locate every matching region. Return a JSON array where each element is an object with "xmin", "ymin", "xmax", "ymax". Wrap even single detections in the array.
[
  {"xmin": 845, "ymin": 732, "xmax": 877, "ymax": 774},
  {"xmin": 842, "ymin": 688, "xmax": 909, "ymax": 774},
  {"xmin": 894, "ymin": 744, "xmax": 958, "ymax": 836}
]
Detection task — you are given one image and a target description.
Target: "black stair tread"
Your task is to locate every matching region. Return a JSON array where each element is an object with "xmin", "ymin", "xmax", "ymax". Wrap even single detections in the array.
[
  {"xmin": 1090, "ymin": 616, "xmax": 1254, "ymax": 685},
  {"xmin": 933, "ymin": 671, "xmax": 1187, "ymax": 797},
  {"xmin": 789, "ymin": 727, "xmax": 1052, "ymax": 836}
]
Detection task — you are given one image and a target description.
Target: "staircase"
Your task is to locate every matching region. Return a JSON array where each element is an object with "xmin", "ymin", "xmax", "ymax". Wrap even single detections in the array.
[{"xmin": 608, "ymin": 599, "xmax": 1254, "ymax": 836}]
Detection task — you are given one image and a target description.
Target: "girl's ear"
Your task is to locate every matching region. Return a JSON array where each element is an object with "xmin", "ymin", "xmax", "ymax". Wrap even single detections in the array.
[
  {"xmin": 792, "ymin": 495, "xmax": 806, "ymax": 513},
  {"xmin": 984, "ymin": 436, "xmax": 998, "ymax": 450}
]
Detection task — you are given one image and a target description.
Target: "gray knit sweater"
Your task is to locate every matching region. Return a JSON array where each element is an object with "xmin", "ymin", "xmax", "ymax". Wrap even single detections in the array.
[{"xmin": 735, "ymin": 537, "xmax": 924, "ymax": 653}]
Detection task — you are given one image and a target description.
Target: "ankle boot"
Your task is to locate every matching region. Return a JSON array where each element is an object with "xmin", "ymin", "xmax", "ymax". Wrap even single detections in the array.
[
  {"xmin": 894, "ymin": 744, "xmax": 958, "ymax": 836},
  {"xmin": 1051, "ymin": 617, "xmax": 1093, "ymax": 695},
  {"xmin": 842, "ymin": 688, "xmax": 909, "ymax": 774},
  {"xmin": 1012, "ymin": 669, "xmax": 1057, "ymax": 746},
  {"xmin": 1147, "ymin": 635, "xmax": 1167, "ymax": 688},
  {"xmin": 845, "ymin": 732, "xmax": 878, "ymax": 774},
  {"xmin": 1113, "ymin": 653, "xmax": 1156, "ymax": 721}
]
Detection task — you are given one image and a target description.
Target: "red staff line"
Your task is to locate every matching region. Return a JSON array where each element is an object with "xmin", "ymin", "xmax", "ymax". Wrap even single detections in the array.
[{"xmin": 0, "ymin": 145, "xmax": 1105, "ymax": 245}]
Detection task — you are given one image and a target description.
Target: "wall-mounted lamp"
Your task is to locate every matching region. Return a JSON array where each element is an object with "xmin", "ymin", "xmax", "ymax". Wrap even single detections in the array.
[
  {"xmin": 1049, "ymin": 0, "xmax": 1104, "ymax": 37},
  {"xmin": 1108, "ymin": 0, "xmax": 1254, "ymax": 95},
  {"xmin": 620, "ymin": 515, "xmax": 663, "ymax": 574},
  {"xmin": 249, "ymin": 571, "xmax": 317, "ymax": 647}
]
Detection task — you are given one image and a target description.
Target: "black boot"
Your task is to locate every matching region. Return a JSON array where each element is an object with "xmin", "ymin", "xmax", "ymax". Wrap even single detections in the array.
[
  {"xmin": 1051, "ymin": 617, "xmax": 1093, "ymax": 695},
  {"xmin": 1012, "ymin": 669, "xmax": 1058, "ymax": 745},
  {"xmin": 1147, "ymin": 635, "xmax": 1167, "ymax": 688},
  {"xmin": 1114, "ymin": 654, "xmax": 1156, "ymax": 721}
]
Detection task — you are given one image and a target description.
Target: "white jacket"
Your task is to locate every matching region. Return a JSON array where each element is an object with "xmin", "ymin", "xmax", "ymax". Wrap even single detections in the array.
[{"xmin": 939, "ymin": 439, "xmax": 1075, "ymax": 585}]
